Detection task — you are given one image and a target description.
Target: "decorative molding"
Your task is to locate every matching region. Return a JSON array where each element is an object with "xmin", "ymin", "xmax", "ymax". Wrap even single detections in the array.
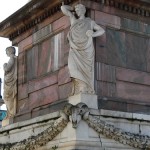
[
  {"xmin": 0, "ymin": 113, "xmax": 69, "ymax": 150},
  {"xmin": 63, "ymin": 102, "xmax": 150, "ymax": 149},
  {"xmin": 92, "ymin": 0, "xmax": 150, "ymax": 17},
  {"xmin": 8, "ymin": 0, "xmax": 150, "ymax": 40},
  {"xmin": 9, "ymin": 0, "xmax": 77, "ymax": 40},
  {"xmin": 84, "ymin": 114, "xmax": 150, "ymax": 149},
  {"xmin": 1, "ymin": 102, "xmax": 150, "ymax": 149}
]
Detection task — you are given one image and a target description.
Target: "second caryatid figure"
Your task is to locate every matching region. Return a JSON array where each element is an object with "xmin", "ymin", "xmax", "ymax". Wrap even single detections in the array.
[
  {"xmin": 3, "ymin": 46, "xmax": 17, "ymax": 119},
  {"xmin": 61, "ymin": 4, "xmax": 105, "ymax": 95}
]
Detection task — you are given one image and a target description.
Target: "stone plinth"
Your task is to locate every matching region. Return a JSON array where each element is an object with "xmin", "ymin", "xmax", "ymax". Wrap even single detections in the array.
[{"xmin": 69, "ymin": 93, "xmax": 98, "ymax": 109}]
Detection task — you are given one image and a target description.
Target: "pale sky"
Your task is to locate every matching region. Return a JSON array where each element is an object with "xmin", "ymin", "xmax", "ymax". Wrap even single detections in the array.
[{"xmin": 0, "ymin": 0, "xmax": 29, "ymax": 109}]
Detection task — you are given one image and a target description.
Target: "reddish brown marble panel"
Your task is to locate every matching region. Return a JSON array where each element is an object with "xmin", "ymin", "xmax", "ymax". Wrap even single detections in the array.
[
  {"xmin": 98, "ymin": 99, "xmax": 127, "ymax": 112},
  {"xmin": 38, "ymin": 39, "xmax": 51, "ymax": 76},
  {"xmin": 17, "ymin": 98, "xmax": 29, "ymax": 113},
  {"xmin": 126, "ymin": 33, "xmax": 148, "ymax": 71},
  {"xmin": 95, "ymin": 81, "xmax": 116, "ymax": 97},
  {"xmin": 95, "ymin": 62, "xmax": 116, "ymax": 83},
  {"xmin": 26, "ymin": 46, "xmax": 38, "ymax": 81},
  {"xmin": 64, "ymin": 27, "xmax": 70, "ymax": 54},
  {"xmin": 58, "ymin": 32, "xmax": 65, "ymax": 68},
  {"xmin": 127, "ymin": 103, "xmax": 150, "ymax": 114},
  {"xmin": 117, "ymin": 81, "xmax": 150, "ymax": 102},
  {"xmin": 52, "ymin": 16, "xmax": 70, "ymax": 31},
  {"xmin": 18, "ymin": 84, "xmax": 28, "ymax": 100},
  {"xmin": 50, "ymin": 36, "xmax": 55, "ymax": 71},
  {"xmin": 116, "ymin": 67, "xmax": 150, "ymax": 86},
  {"xmin": 38, "ymin": 13, "xmax": 63, "ymax": 30},
  {"xmin": 95, "ymin": 28, "xmax": 107, "ymax": 63},
  {"xmin": 29, "ymin": 84, "xmax": 59, "ymax": 109},
  {"xmin": 59, "ymin": 82, "xmax": 73, "ymax": 100},
  {"xmin": 18, "ymin": 35, "xmax": 33, "ymax": 53},
  {"xmin": 146, "ymin": 39, "xmax": 150, "ymax": 72},
  {"xmin": 12, "ymin": 28, "xmax": 33, "ymax": 46},
  {"xmin": 18, "ymin": 52, "xmax": 26, "ymax": 85},
  {"xmin": 50, "ymin": 32, "xmax": 65, "ymax": 71},
  {"xmin": 106, "ymin": 28, "xmax": 126, "ymax": 67},
  {"xmin": 63, "ymin": 27, "xmax": 70, "ymax": 65},
  {"xmin": 121, "ymin": 18, "xmax": 150, "ymax": 35},
  {"xmin": 58, "ymin": 66, "xmax": 71, "ymax": 85},
  {"xmin": 95, "ymin": 11, "xmax": 121, "ymax": 28},
  {"xmin": 28, "ymin": 74, "xmax": 58, "ymax": 93}
]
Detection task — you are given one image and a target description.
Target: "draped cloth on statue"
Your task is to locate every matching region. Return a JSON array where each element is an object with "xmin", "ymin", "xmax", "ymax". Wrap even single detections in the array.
[
  {"xmin": 67, "ymin": 18, "xmax": 95, "ymax": 93},
  {"xmin": 3, "ymin": 56, "xmax": 17, "ymax": 117}
]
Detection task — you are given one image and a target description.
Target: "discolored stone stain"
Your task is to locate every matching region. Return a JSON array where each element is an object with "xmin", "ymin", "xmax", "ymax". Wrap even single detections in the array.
[
  {"xmin": 29, "ymin": 84, "xmax": 59, "ymax": 109},
  {"xmin": 38, "ymin": 39, "xmax": 51, "ymax": 76},
  {"xmin": 121, "ymin": 18, "xmax": 150, "ymax": 34},
  {"xmin": 133, "ymin": 76, "xmax": 145, "ymax": 83},
  {"xmin": 125, "ymin": 88, "xmax": 140, "ymax": 95},
  {"xmin": 126, "ymin": 33, "xmax": 147, "ymax": 72},
  {"xmin": 107, "ymin": 28, "xmax": 126, "ymax": 67},
  {"xmin": 58, "ymin": 66, "xmax": 71, "ymax": 85}
]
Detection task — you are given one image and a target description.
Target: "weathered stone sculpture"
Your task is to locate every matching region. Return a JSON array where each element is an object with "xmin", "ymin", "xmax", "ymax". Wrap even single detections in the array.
[
  {"xmin": 61, "ymin": 4, "xmax": 105, "ymax": 95},
  {"xmin": 3, "ymin": 46, "xmax": 17, "ymax": 118}
]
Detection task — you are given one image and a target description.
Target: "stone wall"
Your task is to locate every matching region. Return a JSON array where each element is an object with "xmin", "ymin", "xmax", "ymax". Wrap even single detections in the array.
[
  {"xmin": 16, "ymin": 15, "xmax": 72, "ymax": 122},
  {"xmin": 83, "ymin": 1, "xmax": 150, "ymax": 114},
  {"xmin": 15, "ymin": 0, "xmax": 150, "ymax": 122}
]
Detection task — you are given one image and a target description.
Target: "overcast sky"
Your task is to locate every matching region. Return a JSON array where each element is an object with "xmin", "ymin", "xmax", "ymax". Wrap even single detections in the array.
[{"xmin": 0, "ymin": 0, "xmax": 29, "ymax": 109}]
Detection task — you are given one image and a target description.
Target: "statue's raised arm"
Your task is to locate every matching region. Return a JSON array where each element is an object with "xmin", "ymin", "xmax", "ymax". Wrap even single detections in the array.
[{"xmin": 61, "ymin": 5, "xmax": 76, "ymax": 25}]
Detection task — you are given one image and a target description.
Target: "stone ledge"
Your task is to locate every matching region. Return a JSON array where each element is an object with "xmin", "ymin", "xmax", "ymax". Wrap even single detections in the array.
[
  {"xmin": 0, "ymin": 111, "xmax": 60, "ymax": 133},
  {"xmin": 100, "ymin": 109, "xmax": 150, "ymax": 122},
  {"xmin": 1, "ymin": 108, "xmax": 150, "ymax": 134}
]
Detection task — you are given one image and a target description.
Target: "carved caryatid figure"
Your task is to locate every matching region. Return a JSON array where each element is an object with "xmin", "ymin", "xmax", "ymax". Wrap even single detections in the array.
[
  {"xmin": 61, "ymin": 4, "xmax": 105, "ymax": 95},
  {"xmin": 3, "ymin": 46, "xmax": 17, "ymax": 118}
]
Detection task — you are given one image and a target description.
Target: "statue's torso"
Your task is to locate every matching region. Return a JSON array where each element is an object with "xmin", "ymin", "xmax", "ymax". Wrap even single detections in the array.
[{"xmin": 68, "ymin": 18, "xmax": 93, "ymax": 50}]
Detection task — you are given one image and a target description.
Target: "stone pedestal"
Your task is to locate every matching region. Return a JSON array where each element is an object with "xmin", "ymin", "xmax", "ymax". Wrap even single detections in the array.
[{"xmin": 69, "ymin": 93, "xmax": 98, "ymax": 109}]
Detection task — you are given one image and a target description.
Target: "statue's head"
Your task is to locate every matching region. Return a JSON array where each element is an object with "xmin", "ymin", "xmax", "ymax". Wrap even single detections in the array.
[
  {"xmin": 75, "ymin": 4, "xmax": 86, "ymax": 17},
  {"xmin": 6, "ymin": 46, "xmax": 16, "ymax": 57}
]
